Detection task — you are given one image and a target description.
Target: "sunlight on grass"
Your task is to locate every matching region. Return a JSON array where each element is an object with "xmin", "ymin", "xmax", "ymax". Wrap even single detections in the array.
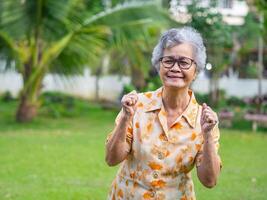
[{"xmin": 0, "ymin": 102, "xmax": 266, "ymax": 200}]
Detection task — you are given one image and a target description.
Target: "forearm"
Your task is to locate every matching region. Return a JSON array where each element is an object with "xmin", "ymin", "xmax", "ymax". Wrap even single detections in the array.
[
  {"xmin": 105, "ymin": 115, "xmax": 132, "ymax": 166},
  {"xmin": 197, "ymin": 133, "xmax": 221, "ymax": 188}
]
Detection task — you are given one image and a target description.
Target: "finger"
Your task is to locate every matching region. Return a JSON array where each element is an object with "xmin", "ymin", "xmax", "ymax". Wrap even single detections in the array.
[
  {"xmin": 203, "ymin": 106, "xmax": 217, "ymax": 118},
  {"xmin": 204, "ymin": 112, "xmax": 214, "ymax": 121},
  {"xmin": 206, "ymin": 116, "xmax": 214, "ymax": 123},
  {"xmin": 206, "ymin": 116, "xmax": 217, "ymax": 124},
  {"xmin": 202, "ymin": 112, "xmax": 212, "ymax": 123},
  {"xmin": 131, "ymin": 93, "xmax": 138, "ymax": 100},
  {"xmin": 128, "ymin": 95, "xmax": 137, "ymax": 103},
  {"xmin": 204, "ymin": 106, "xmax": 213, "ymax": 113},
  {"xmin": 126, "ymin": 99, "xmax": 133, "ymax": 106},
  {"xmin": 201, "ymin": 105, "xmax": 207, "ymax": 123},
  {"xmin": 132, "ymin": 98, "xmax": 137, "ymax": 105},
  {"xmin": 203, "ymin": 108, "xmax": 217, "ymax": 117},
  {"xmin": 122, "ymin": 94, "xmax": 135, "ymax": 103},
  {"xmin": 122, "ymin": 98, "xmax": 132, "ymax": 106},
  {"xmin": 127, "ymin": 94, "xmax": 138, "ymax": 104},
  {"xmin": 203, "ymin": 110, "xmax": 214, "ymax": 119},
  {"xmin": 123, "ymin": 106, "xmax": 134, "ymax": 115},
  {"xmin": 123, "ymin": 102, "xmax": 134, "ymax": 111},
  {"xmin": 201, "ymin": 103, "xmax": 208, "ymax": 116},
  {"xmin": 204, "ymin": 110, "xmax": 218, "ymax": 122}
]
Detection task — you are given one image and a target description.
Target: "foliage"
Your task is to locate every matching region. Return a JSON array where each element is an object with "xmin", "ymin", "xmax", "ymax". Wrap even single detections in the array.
[
  {"xmin": 0, "ymin": 91, "xmax": 16, "ymax": 102},
  {"xmin": 180, "ymin": 0, "xmax": 233, "ymax": 106},
  {"xmin": 254, "ymin": 0, "xmax": 267, "ymax": 41},
  {"xmin": 195, "ymin": 92, "xmax": 211, "ymax": 105},
  {"xmin": 0, "ymin": 0, "xmax": 173, "ymax": 121},
  {"xmin": 142, "ymin": 73, "xmax": 162, "ymax": 92},
  {"xmin": 237, "ymin": 12, "xmax": 261, "ymax": 54},
  {"xmin": 233, "ymin": 11, "xmax": 262, "ymax": 78},
  {"xmin": 226, "ymin": 96, "xmax": 246, "ymax": 107},
  {"xmin": 39, "ymin": 92, "xmax": 98, "ymax": 118},
  {"xmin": 122, "ymin": 83, "xmax": 137, "ymax": 95},
  {"xmin": 186, "ymin": 0, "xmax": 233, "ymax": 72},
  {"xmin": 106, "ymin": 9, "xmax": 177, "ymax": 90}
]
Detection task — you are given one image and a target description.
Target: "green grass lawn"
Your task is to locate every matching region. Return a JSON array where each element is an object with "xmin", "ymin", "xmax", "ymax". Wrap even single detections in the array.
[{"xmin": 0, "ymin": 100, "xmax": 266, "ymax": 200}]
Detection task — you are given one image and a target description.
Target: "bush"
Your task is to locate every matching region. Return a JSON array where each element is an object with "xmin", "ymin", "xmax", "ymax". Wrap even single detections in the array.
[
  {"xmin": 122, "ymin": 84, "xmax": 136, "ymax": 95},
  {"xmin": 1, "ymin": 91, "xmax": 15, "ymax": 102},
  {"xmin": 142, "ymin": 76, "xmax": 162, "ymax": 92},
  {"xmin": 226, "ymin": 96, "xmax": 246, "ymax": 107},
  {"xmin": 194, "ymin": 92, "xmax": 210, "ymax": 105},
  {"xmin": 40, "ymin": 92, "xmax": 89, "ymax": 118}
]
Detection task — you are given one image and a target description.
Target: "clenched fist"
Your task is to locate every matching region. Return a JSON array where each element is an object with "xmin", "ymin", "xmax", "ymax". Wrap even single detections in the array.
[
  {"xmin": 200, "ymin": 103, "xmax": 218, "ymax": 138},
  {"xmin": 121, "ymin": 90, "xmax": 138, "ymax": 118}
]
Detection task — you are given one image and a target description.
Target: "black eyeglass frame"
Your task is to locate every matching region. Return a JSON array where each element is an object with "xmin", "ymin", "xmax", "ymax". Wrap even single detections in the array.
[{"xmin": 159, "ymin": 56, "xmax": 197, "ymax": 70}]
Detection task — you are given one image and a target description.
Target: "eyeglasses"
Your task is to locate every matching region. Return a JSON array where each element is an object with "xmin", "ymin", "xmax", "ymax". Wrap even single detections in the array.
[{"xmin": 159, "ymin": 56, "xmax": 196, "ymax": 70}]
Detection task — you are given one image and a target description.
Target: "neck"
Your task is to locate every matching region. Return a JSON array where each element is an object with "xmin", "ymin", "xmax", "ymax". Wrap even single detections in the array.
[{"xmin": 162, "ymin": 86, "xmax": 190, "ymax": 112}]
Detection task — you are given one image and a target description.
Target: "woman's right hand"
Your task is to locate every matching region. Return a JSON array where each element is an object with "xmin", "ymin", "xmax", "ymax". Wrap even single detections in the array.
[{"xmin": 121, "ymin": 90, "xmax": 138, "ymax": 118}]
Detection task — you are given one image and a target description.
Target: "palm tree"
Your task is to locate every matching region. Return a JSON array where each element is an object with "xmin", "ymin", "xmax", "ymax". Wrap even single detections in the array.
[{"xmin": 0, "ymin": 0, "xmax": 170, "ymax": 122}]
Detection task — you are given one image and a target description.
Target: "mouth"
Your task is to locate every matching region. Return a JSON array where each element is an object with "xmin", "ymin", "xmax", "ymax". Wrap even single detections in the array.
[{"xmin": 166, "ymin": 75, "xmax": 184, "ymax": 79}]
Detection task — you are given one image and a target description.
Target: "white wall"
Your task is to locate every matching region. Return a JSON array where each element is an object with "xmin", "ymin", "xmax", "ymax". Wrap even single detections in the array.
[
  {"xmin": 192, "ymin": 77, "xmax": 267, "ymax": 97},
  {"xmin": 0, "ymin": 70, "xmax": 130, "ymax": 101},
  {"xmin": 0, "ymin": 71, "xmax": 266, "ymax": 101}
]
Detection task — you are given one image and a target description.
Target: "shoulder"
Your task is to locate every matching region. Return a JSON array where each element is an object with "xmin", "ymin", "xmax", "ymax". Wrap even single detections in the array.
[{"xmin": 133, "ymin": 87, "xmax": 163, "ymax": 112}]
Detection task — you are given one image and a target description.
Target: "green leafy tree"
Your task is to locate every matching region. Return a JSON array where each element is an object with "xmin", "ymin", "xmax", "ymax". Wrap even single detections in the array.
[
  {"xmin": 0, "ymin": 0, "xmax": 169, "ymax": 122},
  {"xmin": 247, "ymin": 0, "xmax": 267, "ymax": 40},
  {"xmin": 184, "ymin": 0, "xmax": 233, "ymax": 106},
  {"xmin": 233, "ymin": 12, "xmax": 261, "ymax": 78}
]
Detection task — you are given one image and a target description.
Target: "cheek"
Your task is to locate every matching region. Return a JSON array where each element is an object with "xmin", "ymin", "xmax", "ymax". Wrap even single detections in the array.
[
  {"xmin": 184, "ymin": 75, "xmax": 194, "ymax": 83},
  {"xmin": 159, "ymin": 67, "xmax": 165, "ymax": 81},
  {"xmin": 185, "ymin": 68, "xmax": 197, "ymax": 81}
]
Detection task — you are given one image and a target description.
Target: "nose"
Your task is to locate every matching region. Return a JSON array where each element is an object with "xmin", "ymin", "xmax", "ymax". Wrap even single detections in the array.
[{"xmin": 170, "ymin": 61, "xmax": 181, "ymax": 72}]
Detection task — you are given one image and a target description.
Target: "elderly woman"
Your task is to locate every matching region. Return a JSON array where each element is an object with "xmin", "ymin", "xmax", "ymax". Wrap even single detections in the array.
[{"xmin": 105, "ymin": 26, "xmax": 222, "ymax": 200}]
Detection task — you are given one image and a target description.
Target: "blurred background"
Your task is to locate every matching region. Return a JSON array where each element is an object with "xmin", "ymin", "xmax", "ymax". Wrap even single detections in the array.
[{"xmin": 0, "ymin": 0, "xmax": 266, "ymax": 199}]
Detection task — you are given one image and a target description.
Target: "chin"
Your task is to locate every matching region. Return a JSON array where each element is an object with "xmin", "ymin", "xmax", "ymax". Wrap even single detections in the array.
[{"xmin": 164, "ymin": 79, "xmax": 187, "ymax": 89}]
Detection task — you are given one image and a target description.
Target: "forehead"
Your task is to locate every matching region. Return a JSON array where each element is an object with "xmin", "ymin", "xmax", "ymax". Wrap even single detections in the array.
[{"xmin": 163, "ymin": 43, "xmax": 194, "ymax": 58}]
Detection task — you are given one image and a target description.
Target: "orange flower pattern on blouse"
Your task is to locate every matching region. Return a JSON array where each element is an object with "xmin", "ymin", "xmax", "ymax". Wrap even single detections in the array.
[{"xmin": 106, "ymin": 87, "xmax": 221, "ymax": 200}]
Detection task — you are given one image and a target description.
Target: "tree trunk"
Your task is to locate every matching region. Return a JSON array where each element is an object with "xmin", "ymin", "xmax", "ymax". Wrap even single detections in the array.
[
  {"xmin": 16, "ymin": 62, "xmax": 43, "ymax": 122},
  {"xmin": 16, "ymin": 94, "xmax": 38, "ymax": 122},
  {"xmin": 131, "ymin": 65, "xmax": 146, "ymax": 90},
  {"xmin": 257, "ymin": 13, "xmax": 264, "ymax": 113},
  {"xmin": 209, "ymin": 74, "xmax": 219, "ymax": 107},
  {"xmin": 95, "ymin": 67, "xmax": 102, "ymax": 102}
]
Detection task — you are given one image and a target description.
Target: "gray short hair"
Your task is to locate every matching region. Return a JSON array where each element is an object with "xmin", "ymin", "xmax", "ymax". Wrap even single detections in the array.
[{"xmin": 151, "ymin": 26, "xmax": 206, "ymax": 72}]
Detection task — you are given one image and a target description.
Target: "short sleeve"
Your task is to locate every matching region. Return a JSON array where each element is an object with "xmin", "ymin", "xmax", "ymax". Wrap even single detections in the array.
[
  {"xmin": 195, "ymin": 123, "xmax": 222, "ymax": 168},
  {"xmin": 105, "ymin": 109, "xmax": 133, "ymax": 147}
]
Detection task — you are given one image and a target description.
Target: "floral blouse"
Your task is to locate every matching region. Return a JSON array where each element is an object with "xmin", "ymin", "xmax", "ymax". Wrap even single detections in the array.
[{"xmin": 106, "ymin": 87, "xmax": 221, "ymax": 200}]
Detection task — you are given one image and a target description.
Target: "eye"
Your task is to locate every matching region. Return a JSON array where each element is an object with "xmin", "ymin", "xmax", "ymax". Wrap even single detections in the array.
[
  {"xmin": 180, "ymin": 61, "xmax": 189, "ymax": 65},
  {"xmin": 163, "ymin": 59, "xmax": 174, "ymax": 64},
  {"xmin": 179, "ymin": 58, "xmax": 191, "ymax": 66},
  {"xmin": 162, "ymin": 57, "xmax": 175, "ymax": 64}
]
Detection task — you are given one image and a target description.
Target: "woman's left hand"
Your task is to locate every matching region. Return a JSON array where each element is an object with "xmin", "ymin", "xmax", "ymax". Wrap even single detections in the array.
[{"xmin": 200, "ymin": 103, "xmax": 218, "ymax": 138}]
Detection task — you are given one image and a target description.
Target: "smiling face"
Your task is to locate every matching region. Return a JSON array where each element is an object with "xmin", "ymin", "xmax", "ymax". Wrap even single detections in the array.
[{"xmin": 159, "ymin": 43, "xmax": 197, "ymax": 90}]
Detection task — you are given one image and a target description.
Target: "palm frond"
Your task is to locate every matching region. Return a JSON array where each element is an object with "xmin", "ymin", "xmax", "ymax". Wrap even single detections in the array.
[
  {"xmin": 50, "ymin": 25, "xmax": 111, "ymax": 75},
  {"xmin": 0, "ymin": 31, "xmax": 23, "ymax": 71}
]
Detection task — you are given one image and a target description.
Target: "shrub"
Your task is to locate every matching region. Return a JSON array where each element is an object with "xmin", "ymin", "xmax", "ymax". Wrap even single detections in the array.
[
  {"xmin": 226, "ymin": 96, "xmax": 246, "ymax": 107},
  {"xmin": 1, "ymin": 91, "xmax": 15, "ymax": 102},
  {"xmin": 40, "ymin": 92, "xmax": 88, "ymax": 118}
]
